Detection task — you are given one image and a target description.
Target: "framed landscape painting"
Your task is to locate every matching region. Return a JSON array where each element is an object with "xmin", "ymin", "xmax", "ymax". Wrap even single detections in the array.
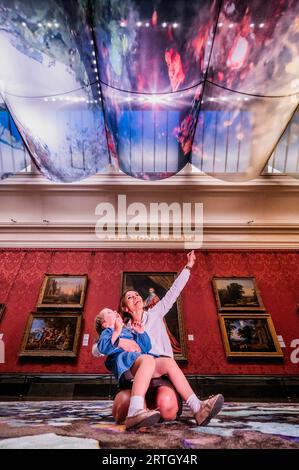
[
  {"xmin": 19, "ymin": 312, "xmax": 82, "ymax": 357},
  {"xmin": 122, "ymin": 272, "xmax": 187, "ymax": 361},
  {"xmin": 212, "ymin": 277, "xmax": 265, "ymax": 312},
  {"xmin": 37, "ymin": 274, "xmax": 88, "ymax": 309},
  {"xmin": 218, "ymin": 314, "xmax": 283, "ymax": 358}
]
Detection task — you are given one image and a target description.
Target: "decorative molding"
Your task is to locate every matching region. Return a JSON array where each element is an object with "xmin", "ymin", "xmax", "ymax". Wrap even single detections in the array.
[
  {"xmin": 1, "ymin": 172, "xmax": 299, "ymax": 248},
  {"xmin": 0, "ymin": 222, "xmax": 298, "ymax": 248},
  {"xmin": 1, "ymin": 172, "xmax": 299, "ymax": 192}
]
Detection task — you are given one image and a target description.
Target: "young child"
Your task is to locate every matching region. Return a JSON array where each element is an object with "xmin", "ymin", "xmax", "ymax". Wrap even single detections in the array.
[{"xmin": 95, "ymin": 307, "xmax": 161, "ymax": 430}]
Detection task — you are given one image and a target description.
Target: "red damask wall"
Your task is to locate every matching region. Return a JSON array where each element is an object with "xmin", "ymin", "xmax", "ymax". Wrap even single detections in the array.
[{"xmin": 0, "ymin": 249, "xmax": 298, "ymax": 375}]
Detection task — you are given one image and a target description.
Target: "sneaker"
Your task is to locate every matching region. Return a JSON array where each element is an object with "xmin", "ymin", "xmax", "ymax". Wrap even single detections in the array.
[
  {"xmin": 125, "ymin": 409, "xmax": 161, "ymax": 430},
  {"xmin": 194, "ymin": 394, "xmax": 224, "ymax": 426}
]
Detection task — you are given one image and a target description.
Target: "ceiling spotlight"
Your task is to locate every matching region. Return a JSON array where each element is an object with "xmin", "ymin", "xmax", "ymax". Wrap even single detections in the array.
[
  {"xmin": 54, "ymin": 22, "xmax": 59, "ymax": 28},
  {"xmin": 172, "ymin": 22, "xmax": 179, "ymax": 28},
  {"xmin": 250, "ymin": 23, "xmax": 255, "ymax": 28},
  {"xmin": 228, "ymin": 23, "xmax": 234, "ymax": 28},
  {"xmin": 47, "ymin": 22, "xmax": 52, "ymax": 28},
  {"xmin": 259, "ymin": 23, "xmax": 264, "ymax": 28},
  {"xmin": 21, "ymin": 21, "xmax": 26, "ymax": 27},
  {"xmin": 136, "ymin": 21, "xmax": 142, "ymax": 27},
  {"xmin": 92, "ymin": 60, "xmax": 97, "ymax": 64},
  {"xmin": 162, "ymin": 22, "xmax": 167, "ymax": 28},
  {"xmin": 218, "ymin": 22, "xmax": 223, "ymax": 27},
  {"xmin": 145, "ymin": 22, "xmax": 150, "ymax": 27},
  {"xmin": 120, "ymin": 20, "xmax": 126, "ymax": 27},
  {"xmin": 38, "ymin": 23, "xmax": 42, "ymax": 27}
]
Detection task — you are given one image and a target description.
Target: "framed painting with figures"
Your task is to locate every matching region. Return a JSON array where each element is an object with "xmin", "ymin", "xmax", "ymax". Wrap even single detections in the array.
[
  {"xmin": 121, "ymin": 272, "xmax": 187, "ymax": 361},
  {"xmin": 19, "ymin": 312, "xmax": 82, "ymax": 357}
]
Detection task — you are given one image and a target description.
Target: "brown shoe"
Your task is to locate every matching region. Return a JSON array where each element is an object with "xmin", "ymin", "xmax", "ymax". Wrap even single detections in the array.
[
  {"xmin": 194, "ymin": 394, "xmax": 224, "ymax": 426},
  {"xmin": 125, "ymin": 409, "xmax": 161, "ymax": 430}
]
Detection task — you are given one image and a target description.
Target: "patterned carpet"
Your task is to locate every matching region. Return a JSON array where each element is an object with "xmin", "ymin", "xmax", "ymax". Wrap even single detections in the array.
[{"xmin": 0, "ymin": 401, "xmax": 298, "ymax": 449}]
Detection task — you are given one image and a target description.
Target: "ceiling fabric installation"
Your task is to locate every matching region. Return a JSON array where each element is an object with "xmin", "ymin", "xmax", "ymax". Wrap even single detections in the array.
[{"xmin": 0, "ymin": 0, "xmax": 298, "ymax": 182}]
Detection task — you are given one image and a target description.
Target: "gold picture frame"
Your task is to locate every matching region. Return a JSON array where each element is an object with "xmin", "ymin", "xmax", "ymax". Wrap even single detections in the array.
[
  {"xmin": 37, "ymin": 274, "xmax": 88, "ymax": 309},
  {"xmin": 0, "ymin": 304, "xmax": 5, "ymax": 322},
  {"xmin": 218, "ymin": 314, "xmax": 283, "ymax": 358},
  {"xmin": 19, "ymin": 312, "xmax": 82, "ymax": 357},
  {"xmin": 121, "ymin": 272, "xmax": 188, "ymax": 361},
  {"xmin": 212, "ymin": 277, "xmax": 265, "ymax": 312}
]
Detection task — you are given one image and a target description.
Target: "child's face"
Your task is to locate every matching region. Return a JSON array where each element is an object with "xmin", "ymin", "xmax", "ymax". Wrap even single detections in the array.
[{"xmin": 100, "ymin": 308, "xmax": 120, "ymax": 329}]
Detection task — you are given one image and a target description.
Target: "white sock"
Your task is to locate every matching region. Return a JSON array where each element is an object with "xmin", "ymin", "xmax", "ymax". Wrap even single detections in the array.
[
  {"xmin": 186, "ymin": 393, "xmax": 201, "ymax": 414},
  {"xmin": 127, "ymin": 395, "xmax": 145, "ymax": 417}
]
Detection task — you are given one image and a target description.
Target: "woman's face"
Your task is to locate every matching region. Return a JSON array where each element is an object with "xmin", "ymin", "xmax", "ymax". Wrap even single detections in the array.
[{"xmin": 124, "ymin": 291, "xmax": 143, "ymax": 314}]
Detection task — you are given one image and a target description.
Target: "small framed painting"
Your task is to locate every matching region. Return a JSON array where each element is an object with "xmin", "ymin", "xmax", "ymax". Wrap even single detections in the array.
[
  {"xmin": 37, "ymin": 275, "xmax": 88, "ymax": 309},
  {"xmin": 218, "ymin": 314, "xmax": 283, "ymax": 358},
  {"xmin": 212, "ymin": 277, "xmax": 265, "ymax": 312},
  {"xmin": 19, "ymin": 312, "xmax": 82, "ymax": 357}
]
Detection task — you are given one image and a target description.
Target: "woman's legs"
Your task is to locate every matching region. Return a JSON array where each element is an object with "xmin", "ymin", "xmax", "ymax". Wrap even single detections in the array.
[
  {"xmin": 152, "ymin": 386, "xmax": 179, "ymax": 421},
  {"xmin": 113, "ymin": 385, "xmax": 179, "ymax": 423},
  {"xmin": 112, "ymin": 389, "xmax": 131, "ymax": 424}
]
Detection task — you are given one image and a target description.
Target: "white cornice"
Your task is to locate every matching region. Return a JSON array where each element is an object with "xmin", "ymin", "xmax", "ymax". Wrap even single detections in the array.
[
  {"xmin": 1, "ymin": 172, "xmax": 299, "ymax": 192},
  {"xmin": 0, "ymin": 223, "xmax": 298, "ymax": 248}
]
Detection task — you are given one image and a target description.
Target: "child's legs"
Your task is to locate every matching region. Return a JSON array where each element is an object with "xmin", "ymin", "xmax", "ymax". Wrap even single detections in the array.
[
  {"xmin": 130, "ymin": 354, "xmax": 156, "ymax": 398},
  {"xmin": 153, "ymin": 357, "xmax": 194, "ymax": 401}
]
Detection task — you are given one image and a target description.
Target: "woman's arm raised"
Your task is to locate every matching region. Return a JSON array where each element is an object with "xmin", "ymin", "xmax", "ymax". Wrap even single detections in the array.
[{"xmin": 148, "ymin": 251, "xmax": 196, "ymax": 319}]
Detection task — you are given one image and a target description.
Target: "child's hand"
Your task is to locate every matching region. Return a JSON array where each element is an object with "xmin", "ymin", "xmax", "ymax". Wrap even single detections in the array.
[
  {"xmin": 132, "ymin": 320, "xmax": 144, "ymax": 334},
  {"xmin": 186, "ymin": 250, "xmax": 196, "ymax": 268},
  {"xmin": 114, "ymin": 314, "xmax": 123, "ymax": 332}
]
